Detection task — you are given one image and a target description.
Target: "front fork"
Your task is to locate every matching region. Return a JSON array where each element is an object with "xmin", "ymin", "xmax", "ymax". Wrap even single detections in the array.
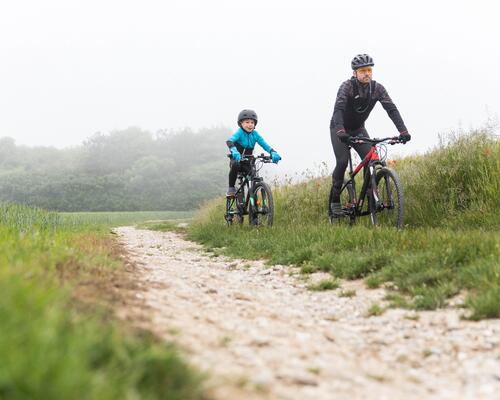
[
  {"xmin": 351, "ymin": 164, "xmax": 379, "ymax": 213},
  {"xmin": 370, "ymin": 165, "xmax": 379, "ymax": 205},
  {"xmin": 248, "ymin": 179, "xmax": 260, "ymax": 216}
]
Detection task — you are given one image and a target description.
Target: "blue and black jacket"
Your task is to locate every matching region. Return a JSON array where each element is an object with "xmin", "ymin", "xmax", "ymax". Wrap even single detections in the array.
[{"xmin": 226, "ymin": 128, "xmax": 274, "ymax": 156}]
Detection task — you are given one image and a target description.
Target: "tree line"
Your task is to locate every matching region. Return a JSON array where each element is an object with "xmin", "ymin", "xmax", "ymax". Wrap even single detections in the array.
[{"xmin": 0, "ymin": 126, "xmax": 231, "ymax": 211}]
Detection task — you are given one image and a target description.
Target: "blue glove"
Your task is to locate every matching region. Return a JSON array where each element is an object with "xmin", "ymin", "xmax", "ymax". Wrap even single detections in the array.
[
  {"xmin": 270, "ymin": 151, "xmax": 281, "ymax": 163},
  {"xmin": 230, "ymin": 147, "xmax": 241, "ymax": 162}
]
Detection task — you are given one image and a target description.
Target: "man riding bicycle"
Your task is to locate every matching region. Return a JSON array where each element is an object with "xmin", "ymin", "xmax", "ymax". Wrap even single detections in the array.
[{"xmin": 329, "ymin": 53, "xmax": 411, "ymax": 216}]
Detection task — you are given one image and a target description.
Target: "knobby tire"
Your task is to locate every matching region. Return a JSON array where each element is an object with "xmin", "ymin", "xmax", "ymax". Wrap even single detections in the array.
[
  {"xmin": 250, "ymin": 182, "xmax": 274, "ymax": 226},
  {"xmin": 374, "ymin": 167, "xmax": 404, "ymax": 228}
]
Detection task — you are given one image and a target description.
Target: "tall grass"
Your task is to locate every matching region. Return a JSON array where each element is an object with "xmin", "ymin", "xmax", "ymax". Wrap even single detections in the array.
[
  {"xmin": 0, "ymin": 203, "xmax": 61, "ymax": 232},
  {"xmin": 399, "ymin": 130, "xmax": 499, "ymax": 228},
  {"xmin": 0, "ymin": 204, "xmax": 204, "ymax": 399},
  {"xmin": 189, "ymin": 129, "xmax": 500, "ymax": 319}
]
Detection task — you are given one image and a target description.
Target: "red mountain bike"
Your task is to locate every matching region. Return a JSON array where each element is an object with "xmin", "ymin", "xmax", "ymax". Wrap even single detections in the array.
[{"xmin": 328, "ymin": 136, "xmax": 405, "ymax": 228}]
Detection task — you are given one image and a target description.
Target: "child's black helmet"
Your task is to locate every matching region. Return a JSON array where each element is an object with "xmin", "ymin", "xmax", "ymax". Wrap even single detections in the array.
[
  {"xmin": 351, "ymin": 54, "xmax": 374, "ymax": 70},
  {"xmin": 237, "ymin": 109, "xmax": 258, "ymax": 126}
]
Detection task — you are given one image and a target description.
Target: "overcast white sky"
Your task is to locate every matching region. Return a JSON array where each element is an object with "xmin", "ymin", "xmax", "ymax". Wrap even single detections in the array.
[{"xmin": 0, "ymin": 0, "xmax": 498, "ymax": 173}]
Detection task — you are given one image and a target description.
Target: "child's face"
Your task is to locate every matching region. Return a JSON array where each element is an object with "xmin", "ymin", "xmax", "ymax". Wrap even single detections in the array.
[{"xmin": 241, "ymin": 119, "xmax": 255, "ymax": 132}]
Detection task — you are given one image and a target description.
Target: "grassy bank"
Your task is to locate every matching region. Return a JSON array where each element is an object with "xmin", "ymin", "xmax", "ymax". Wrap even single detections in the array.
[
  {"xmin": 188, "ymin": 130, "xmax": 500, "ymax": 320},
  {"xmin": 0, "ymin": 204, "xmax": 204, "ymax": 399}
]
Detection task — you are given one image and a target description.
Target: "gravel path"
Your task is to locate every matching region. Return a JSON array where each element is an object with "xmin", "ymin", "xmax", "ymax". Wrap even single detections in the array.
[{"xmin": 114, "ymin": 227, "xmax": 500, "ymax": 400}]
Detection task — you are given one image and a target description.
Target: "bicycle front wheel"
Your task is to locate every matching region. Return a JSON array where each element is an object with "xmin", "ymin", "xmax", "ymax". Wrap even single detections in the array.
[
  {"xmin": 250, "ymin": 182, "xmax": 274, "ymax": 226},
  {"xmin": 374, "ymin": 167, "xmax": 404, "ymax": 228}
]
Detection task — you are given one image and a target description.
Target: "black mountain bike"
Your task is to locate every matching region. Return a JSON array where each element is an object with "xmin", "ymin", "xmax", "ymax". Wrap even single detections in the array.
[
  {"xmin": 225, "ymin": 154, "xmax": 275, "ymax": 226},
  {"xmin": 328, "ymin": 136, "xmax": 405, "ymax": 228}
]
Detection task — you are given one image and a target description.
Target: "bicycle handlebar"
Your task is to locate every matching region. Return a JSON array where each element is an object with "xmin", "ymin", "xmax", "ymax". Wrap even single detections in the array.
[
  {"xmin": 348, "ymin": 136, "xmax": 404, "ymax": 146},
  {"xmin": 226, "ymin": 153, "xmax": 273, "ymax": 163}
]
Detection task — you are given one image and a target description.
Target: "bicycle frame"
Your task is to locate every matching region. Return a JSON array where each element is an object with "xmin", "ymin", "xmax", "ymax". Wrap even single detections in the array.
[
  {"xmin": 232, "ymin": 165, "xmax": 261, "ymax": 217},
  {"xmin": 342, "ymin": 137, "xmax": 398, "ymax": 217}
]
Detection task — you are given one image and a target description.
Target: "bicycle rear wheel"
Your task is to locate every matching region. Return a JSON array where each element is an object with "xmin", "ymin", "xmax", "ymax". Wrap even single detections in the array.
[
  {"xmin": 225, "ymin": 184, "xmax": 246, "ymax": 226},
  {"xmin": 329, "ymin": 180, "xmax": 356, "ymax": 226},
  {"xmin": 225, "ymin": 197, "xmax": 236, "ymax": 226},
  {"xmin": 374, "ymin": 167, "xmax": 404, "ymax": 228},
  {"xmin": 235, "ymin": 184, "xmax": 246, "ymax": 225},
  {"xmin": 250, "ymin": 182, "xmax": 274, "ymax": 226}
]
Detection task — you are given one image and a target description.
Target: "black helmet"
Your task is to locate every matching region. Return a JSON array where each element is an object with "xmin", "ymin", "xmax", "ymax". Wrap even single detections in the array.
[
  {"xmin": 237, "ymin": 109, "xmax": 258, "ymax": 126},
  {"xmin": 351, "ymin": 54, "xmax": 374, "ymax": 70}
]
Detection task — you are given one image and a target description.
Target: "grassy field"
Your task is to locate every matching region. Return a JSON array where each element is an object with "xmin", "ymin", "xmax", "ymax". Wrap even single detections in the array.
[
  {"xmin": 188, "ymin": 129, "xmax": 500, "ymax": 320},
  {"xmin": 60, "ymin": 210, "xmax": 194, "ymax": 228},
  {"xmin": 0, "ymin": 204, "xmax": 204, "ymax": 400}
]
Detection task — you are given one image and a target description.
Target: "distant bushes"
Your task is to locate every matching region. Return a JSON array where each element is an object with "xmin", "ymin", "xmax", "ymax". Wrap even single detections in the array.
[{"xmin": 0, "ymin": 126, "xmax": 229, "ymax": 211}]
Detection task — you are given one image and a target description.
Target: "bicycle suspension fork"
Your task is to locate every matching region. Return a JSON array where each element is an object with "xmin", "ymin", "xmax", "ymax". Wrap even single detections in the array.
[{"xmin": 369, "ymin": 163, "xmax": 379, "ymax": 204}]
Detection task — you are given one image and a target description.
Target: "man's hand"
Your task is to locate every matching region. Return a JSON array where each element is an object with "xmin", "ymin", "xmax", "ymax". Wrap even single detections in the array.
[
  {"xmin": 336, "ymin": 129, "xmax": 350, "ymax": 143},
  {"xmin": 399, "ymin": 131, "xmax": 411, "ymax": 143}
]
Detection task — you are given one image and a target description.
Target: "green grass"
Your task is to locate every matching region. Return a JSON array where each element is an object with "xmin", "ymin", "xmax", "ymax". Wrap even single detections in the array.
[
  {"xmin": 397, "ymin": 130, "xmax": 500, "ymax": 229},
  {"xmin": 0, "ymin": 204, "xmax": 205, "ymax": 399},
  {"xmin": 138, "ymin": 219, "xmax": 191, "ymax": 233},
  {"xmin": 187, "ymin": 129, "xmax": 500, "ymax": 320},
  {"xmin": 338, "ymin": 289, "xmax": 356, "ymax": 298},
  {"xmin": 307, "ymin": 278, "xmax": 340, "ymax": 291},
  {"xmin": 60, "ymin": 210, "xmax": 194, "ymax": 228},
  {"xmin": 366, "ymin": 304, "xmax": 386, "ymax": 317}
]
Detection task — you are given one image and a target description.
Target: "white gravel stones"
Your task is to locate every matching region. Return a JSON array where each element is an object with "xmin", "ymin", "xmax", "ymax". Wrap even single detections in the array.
[{"xmin": 113, "ymin": 227, "xmax": 500, "ymax": 400}]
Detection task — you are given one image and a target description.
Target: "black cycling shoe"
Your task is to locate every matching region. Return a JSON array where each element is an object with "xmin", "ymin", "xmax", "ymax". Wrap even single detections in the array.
[{"xmin": 329, "ymin": 202, "xmax": 345, "ymax": 217}]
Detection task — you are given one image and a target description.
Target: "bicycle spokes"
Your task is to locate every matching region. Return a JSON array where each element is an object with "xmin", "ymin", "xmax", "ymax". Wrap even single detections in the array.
[
  {"xmin": 375, "ymin": 168, "xmax": 404, "ymax": 228},
  {"xmin": 251, "ymin": 183, "xmax": 274, "ymax": 226},
  {"xmin": 225, "ymin": 193, "xmax": 244, "ymax": 226}
]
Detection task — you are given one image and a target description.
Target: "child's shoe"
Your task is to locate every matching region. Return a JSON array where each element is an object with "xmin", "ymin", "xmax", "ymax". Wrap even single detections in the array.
[{"xmin": 226, "ymin": 187, "xmax": 236, "ymax": 197}]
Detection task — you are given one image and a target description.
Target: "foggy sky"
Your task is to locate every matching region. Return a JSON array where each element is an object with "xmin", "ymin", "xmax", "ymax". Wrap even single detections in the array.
[{"xmin": 1, "ymin": 0, "xmax": 498, "ymax": 174}]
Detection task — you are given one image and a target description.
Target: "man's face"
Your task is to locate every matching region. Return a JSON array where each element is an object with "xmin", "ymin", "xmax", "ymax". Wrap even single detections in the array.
[
  {"xmin": 354, "ymin": 66, "xmax": 373, "ymax": 84},
  {"xmin": 241, "ymin": 119, "xmax": 255, "ymax": 132}
]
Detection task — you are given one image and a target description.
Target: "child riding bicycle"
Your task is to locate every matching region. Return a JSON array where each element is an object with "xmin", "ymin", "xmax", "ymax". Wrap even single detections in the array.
[{"xmin": 226, "ymin": 109, "xmax": 282, "ymax": 197}]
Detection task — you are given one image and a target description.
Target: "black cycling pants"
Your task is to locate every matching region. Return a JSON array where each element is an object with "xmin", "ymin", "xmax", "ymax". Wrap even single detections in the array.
[
  {"xmin": 330, "ymin": 127, "xmax": 372, "ymax": 203},
  {"xmin": 228, "ymin": 159, "xmax": 251, "ymax": 187}
]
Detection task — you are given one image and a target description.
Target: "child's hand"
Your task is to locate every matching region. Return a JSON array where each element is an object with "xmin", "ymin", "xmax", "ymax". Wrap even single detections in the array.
[
  {"xmin": 271, "ymin": 151, "xmax": 281, "ymax": 163},
  {"xmin": 230, "ymin": 147, "xmax": 241, "ymax": 162}
]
